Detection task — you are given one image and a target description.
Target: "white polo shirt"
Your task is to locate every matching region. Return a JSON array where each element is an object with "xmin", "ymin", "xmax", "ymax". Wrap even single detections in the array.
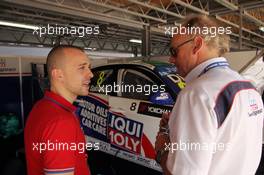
[{"xmin": 167, "ymin": 57, "xmax": 264, "ymax": 175}]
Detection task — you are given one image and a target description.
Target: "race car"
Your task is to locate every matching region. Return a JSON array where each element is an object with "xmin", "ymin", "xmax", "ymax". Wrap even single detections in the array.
[{"xmin": 75, "ymin": 60, "xmax": 185, "ymax": 172}]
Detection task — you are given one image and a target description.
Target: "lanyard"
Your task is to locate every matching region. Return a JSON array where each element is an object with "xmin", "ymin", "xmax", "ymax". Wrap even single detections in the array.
[{"xmin": 198, "ymin": 61, "xmax": 229, "ymax": 77}]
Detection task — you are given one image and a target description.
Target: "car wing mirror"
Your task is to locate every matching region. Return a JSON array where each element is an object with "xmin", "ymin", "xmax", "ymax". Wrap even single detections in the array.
[{"xmin": 150, "ymin": 92, "xmax": 174, "ymax": 105}]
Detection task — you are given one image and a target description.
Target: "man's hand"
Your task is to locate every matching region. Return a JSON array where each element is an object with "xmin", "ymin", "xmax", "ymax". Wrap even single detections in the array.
[
  {"xmin": 159, "ymin": 112, "xmax": 170, "ymax": 129},
  {"xmin": 155, "ymin": 113, "xmax": 172, "ymax": 175},
  {"xmin": 155, "ymin": 112, "xmax": 171, "ymax": 152},
  {"xmin": 155, "ymin": 132, "xmax": 170, "ymax": 153}
]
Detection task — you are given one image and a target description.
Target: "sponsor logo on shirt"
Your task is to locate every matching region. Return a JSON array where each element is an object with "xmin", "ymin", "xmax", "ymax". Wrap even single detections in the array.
[{"xmin": 248, "ymin": 98, "xmax": 263, "ymax": 117}]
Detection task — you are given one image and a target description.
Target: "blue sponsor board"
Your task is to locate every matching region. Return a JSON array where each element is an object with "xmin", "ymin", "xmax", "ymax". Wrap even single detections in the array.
[{"xmin": 76, "ymin": 95, "xmax": 108, "ymax": 142}]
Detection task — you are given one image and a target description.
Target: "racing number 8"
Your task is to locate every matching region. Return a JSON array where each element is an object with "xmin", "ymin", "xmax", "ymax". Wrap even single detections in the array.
[
  {"xmin": 130, "ymin": 102, "xmax": 137, "ymax": 111},
  {"xmin": 97, "ymin": 71, "xmax": 105, "ymax": 86}
]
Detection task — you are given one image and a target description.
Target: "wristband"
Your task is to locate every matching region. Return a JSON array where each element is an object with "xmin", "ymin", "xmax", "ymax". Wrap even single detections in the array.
[{"xmin": 159, "ymin": 126, "xmax": 169, "ymax": 133}]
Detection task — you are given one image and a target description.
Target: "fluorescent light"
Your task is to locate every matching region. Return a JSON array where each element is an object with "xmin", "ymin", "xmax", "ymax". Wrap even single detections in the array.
[
  {"xmin": 0, "ymin": 20, "xmax": 38, "ymax": 30},
  {"xmin": 259, "ymin": 26, "xmax": 264, "ymax": 32},
  {"xmin": 19, "ymin": 43, "xmax": 30, "ymax": 46},
  {"xmin": 129, "ymin": 39, "xmax": 142, "ymax": 44},
  {"xmin": 84, "ymin": 47, "xmax": 97, "ymax": 51}
]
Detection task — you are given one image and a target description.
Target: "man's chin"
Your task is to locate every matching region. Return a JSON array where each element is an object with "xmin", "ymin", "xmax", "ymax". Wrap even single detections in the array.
[{"xmin": 79, "ymin": 88, "xmax": 89, "ymax": 96}]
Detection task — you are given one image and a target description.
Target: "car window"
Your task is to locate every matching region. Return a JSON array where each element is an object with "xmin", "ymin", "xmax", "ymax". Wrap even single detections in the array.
[
  {"xmin": 120, "ymin": 69, "xmax": 162, "ymax": 101},
  {"xmin": 89, "ymin": 68, "xmax": 116, "ymax": 96}
]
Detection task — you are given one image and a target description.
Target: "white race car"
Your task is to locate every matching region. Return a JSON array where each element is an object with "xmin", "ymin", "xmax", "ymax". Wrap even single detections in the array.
[{"xmin": 76, "ymin": 61, "xmax": 185, "ymax": 172}]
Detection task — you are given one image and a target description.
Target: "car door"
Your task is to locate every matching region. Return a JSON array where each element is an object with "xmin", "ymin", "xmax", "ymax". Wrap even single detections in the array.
[
  {"xmin": 107, "ymin": 65, "xmax": 174, "ymax": 171},
  {"xmin": 76, "ymin": 64, "xmax": 174, "ymax": 172}
]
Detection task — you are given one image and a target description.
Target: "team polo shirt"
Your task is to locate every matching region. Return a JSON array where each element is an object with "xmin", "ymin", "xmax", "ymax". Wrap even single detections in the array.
[
  {"xmin": 167, "ymin": 57, "xmax": 264, "ymax": 175},
  {"xmin": 25, "ymin": 91, "xmax": 90, "ymax": 175}
]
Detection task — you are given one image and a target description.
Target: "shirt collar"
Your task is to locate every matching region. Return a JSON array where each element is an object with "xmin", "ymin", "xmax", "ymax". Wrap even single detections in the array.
[
  {"xmin": 184, "ymin": 57, "xmax": 228, "ymax": 83},
  {"xmin": 44, "ymin": 91, "xmax": 77, "ymax": 113}
]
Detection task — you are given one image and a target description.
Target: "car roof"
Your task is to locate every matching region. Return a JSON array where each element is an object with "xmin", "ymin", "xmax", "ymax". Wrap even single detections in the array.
[{"xmin": 93, "ymin": 60, "xmax": 174, "ymax": 70}]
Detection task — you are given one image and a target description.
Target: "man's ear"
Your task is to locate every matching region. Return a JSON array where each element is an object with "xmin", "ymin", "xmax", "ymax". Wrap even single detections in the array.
[
  {"xmin": 193, "ymin": 36, "xmax": 203, "ymax": 54},
  {"xmin": 51, "ymin": 68, "xmax": 64, "ymax": 82}
]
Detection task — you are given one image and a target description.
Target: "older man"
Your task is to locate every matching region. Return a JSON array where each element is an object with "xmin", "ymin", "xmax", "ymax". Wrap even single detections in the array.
[{"xmin": 155, "ymin": 15, "xmax": 264, "ymax": 175}]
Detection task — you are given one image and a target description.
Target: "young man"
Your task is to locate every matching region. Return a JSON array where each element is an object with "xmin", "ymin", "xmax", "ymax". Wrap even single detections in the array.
[
  {"xmin": 25, "ymin": 45, "xmax": 93, "ymax": 175},
  {"xmin": 155, "ymin": 15, "xmax": 264, "ymax": 175}
]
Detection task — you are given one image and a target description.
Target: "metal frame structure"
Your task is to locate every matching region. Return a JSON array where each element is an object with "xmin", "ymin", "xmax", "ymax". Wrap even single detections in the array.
[{"xmin": 0, "ymin": 0, "xmax": 263, "ymax": 56}]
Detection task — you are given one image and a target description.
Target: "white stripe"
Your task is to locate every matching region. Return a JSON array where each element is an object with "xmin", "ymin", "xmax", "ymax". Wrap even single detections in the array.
[{"xmin": 43, "ymin": 167, "xmax": 74, "ymax": 171}]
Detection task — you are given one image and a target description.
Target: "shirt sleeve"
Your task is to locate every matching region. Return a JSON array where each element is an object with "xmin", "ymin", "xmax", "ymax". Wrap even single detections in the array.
[
  {"xmin": 41, "ymin": 116, "xmax": 78, "ymax": 174},
  {"xmin": 167, "ymin": 88, "xmax": 218, "ymax": 174}
]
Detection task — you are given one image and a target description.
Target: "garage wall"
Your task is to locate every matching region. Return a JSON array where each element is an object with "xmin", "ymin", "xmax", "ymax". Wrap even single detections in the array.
[
  {"xmin": 224, "ymin": 50, "xmax": 258, "ymax": 72},
  {"xmin": 148, "ymin": 51, "xmax": 260, "ymax": 73}
]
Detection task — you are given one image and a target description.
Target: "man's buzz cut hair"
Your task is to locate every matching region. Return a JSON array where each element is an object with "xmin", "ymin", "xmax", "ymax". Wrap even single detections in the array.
[{"xmin": 46, "ymin": 45, "xmax": 85, "ymax": 79}]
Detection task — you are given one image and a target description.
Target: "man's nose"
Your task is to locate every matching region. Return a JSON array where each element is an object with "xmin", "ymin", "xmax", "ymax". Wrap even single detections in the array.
[
  {"xmin": 85, "ymin": 68, "xmax": 93, "ymax": 79},
  {"xmin": 88, "ymin": 69, "xmax": 93, "ymax": 79}
]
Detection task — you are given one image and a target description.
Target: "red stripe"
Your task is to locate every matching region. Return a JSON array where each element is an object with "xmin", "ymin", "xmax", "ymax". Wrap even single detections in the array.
[{"xmin": 142, "ymin": 134, "xmax": 156, "ymax": 159}]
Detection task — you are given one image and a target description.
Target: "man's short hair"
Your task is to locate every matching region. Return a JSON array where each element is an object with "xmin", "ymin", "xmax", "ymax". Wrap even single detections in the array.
[
  {"xmin": 180, "ymin": 15, "xmax": 230, "ymax": 56},
  {"xmin": 46, "ymin": 45, "xmax": 84, "ymax": 79}
]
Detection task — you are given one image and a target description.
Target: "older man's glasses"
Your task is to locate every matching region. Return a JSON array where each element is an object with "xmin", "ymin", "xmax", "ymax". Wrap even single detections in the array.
[{"xmin": 170, "ymin": 38, "xmax": 194, "ymax": 57}]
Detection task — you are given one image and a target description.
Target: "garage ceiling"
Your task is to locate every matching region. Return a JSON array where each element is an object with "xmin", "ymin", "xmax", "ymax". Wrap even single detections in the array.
[{"xmin": 0, "ymin": 0, "xmax": 263, "ymax": 56}]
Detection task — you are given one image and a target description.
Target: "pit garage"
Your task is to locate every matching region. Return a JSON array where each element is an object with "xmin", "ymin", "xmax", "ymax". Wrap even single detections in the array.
[{"xmin": 0, "ymin": 0, "xmax": 264, "ymax": 175}]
